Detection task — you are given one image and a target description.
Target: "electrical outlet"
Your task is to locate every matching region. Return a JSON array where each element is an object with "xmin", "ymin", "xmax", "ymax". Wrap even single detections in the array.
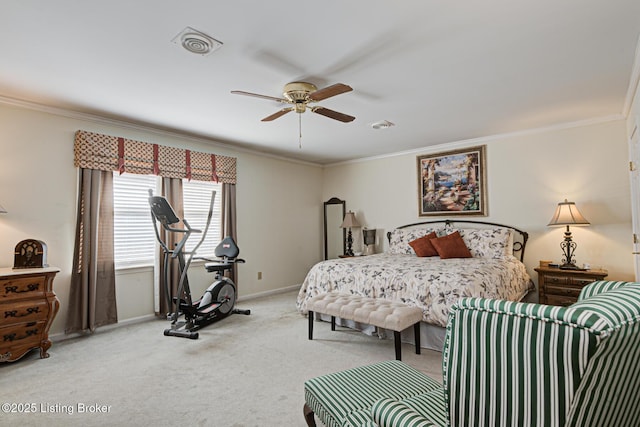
[{"xmin": 257, "ymin": 272, "xmax": 262, "ymax": 280}]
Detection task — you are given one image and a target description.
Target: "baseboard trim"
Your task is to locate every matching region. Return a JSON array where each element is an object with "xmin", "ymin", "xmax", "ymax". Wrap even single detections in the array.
[
  {"xmin": 237, "ymin": 284, "xmax": 300, "ymax": 302},
  {"xmin": 49, "ymin": 285, "xmax": 301, "ymax": 342},
  {"xmin": 50, "ymin": 313, "xmax": 157, "ymax": 343}
]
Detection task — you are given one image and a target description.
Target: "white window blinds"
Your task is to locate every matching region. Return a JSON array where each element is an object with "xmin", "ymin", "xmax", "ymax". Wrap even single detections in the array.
[
  {"xmin": 182, "ymin": 180, "xmax": 221, "ymax": 257},
  {"xmin": 113, "ymin": 173, "xmax": 159, "ymax": 268},
  {"xmin": 113, "ymin": 173, "xmax": 222, "ymax": 268}
]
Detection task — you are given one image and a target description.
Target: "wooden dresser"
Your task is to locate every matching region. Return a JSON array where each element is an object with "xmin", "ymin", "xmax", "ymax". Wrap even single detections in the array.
[
  {"xmin": 0, "ymin": 267, "xmax": 60, "ymax": 362},
  {"xmin": 535, "ymin": 266, "xmax": 608, "ymax": 307}
]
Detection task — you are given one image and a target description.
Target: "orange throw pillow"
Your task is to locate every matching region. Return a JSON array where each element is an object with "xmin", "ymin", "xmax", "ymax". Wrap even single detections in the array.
[
  {"xmin": 430, "ymin": 231, "xmax": 472, "ymax": 259},
  {"xmin": 409, "ymin": 232, "xmax": 439, "ymax": 257}
]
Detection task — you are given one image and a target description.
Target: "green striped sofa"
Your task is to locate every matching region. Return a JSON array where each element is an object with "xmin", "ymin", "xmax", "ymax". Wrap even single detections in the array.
[{"xmin": 303, "ymin": 280, "xmax": 640, "ymax": 427}]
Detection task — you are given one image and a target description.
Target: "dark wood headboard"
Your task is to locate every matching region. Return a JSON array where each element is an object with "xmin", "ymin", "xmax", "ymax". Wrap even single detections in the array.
[{"xmin": 387, "ymin": 219, "xmax": 529, "ymax": 262}]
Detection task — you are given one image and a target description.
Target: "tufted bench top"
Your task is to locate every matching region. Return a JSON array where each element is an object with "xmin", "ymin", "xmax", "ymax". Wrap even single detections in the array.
[{"xmin": 306, "ymin": 292, "xmax": 423, "ymax": 332}]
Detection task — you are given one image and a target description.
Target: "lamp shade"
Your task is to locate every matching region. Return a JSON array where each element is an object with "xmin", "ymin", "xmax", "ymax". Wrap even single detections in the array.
[
  {"xmin": 547, "ymin": 199, "xmax": 590, "ymax": 227},
  {"xmin": 363, "ymin": 228, "xmax": 376, "ymax": 245},
  {"xmin": 340, "ymin": 211, "xmax": 360, "ymax": 228}
]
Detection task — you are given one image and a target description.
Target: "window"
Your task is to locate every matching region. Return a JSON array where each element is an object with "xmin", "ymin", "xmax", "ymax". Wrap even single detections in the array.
[
  {"xmin": 113, "ymin": 173, "xmax": 159, "ymax": 268},
  {"xmin": 182, "ymin": 179, "xmax": 221, "ymax": 257},
  {"xmin": 113, "ymin": 173, "xmax": 221, "ymax": 268}
]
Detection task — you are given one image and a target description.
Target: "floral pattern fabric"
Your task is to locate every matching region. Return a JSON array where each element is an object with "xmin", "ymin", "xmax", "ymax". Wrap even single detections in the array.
[
  {"xmin": 388, "ymin": 225, "xmax": 515, "ymax": 259},
  {"xmin": 296, "ymin": 253, "xmax": 532, "ymax": 327},
  {"xmin": 455, "ymin": 227, "xmax": 513, "ymax": 258}
]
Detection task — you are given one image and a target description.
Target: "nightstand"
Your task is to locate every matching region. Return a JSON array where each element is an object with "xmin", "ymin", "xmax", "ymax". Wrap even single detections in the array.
[{"xmin": 534, "ymin": 266, "xmax": 608, "ymax": 306}]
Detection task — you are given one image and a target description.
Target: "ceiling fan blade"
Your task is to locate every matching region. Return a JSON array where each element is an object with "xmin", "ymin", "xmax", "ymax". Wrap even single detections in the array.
[
  {"xmin": 231, "ymin": 90, "xmax": 288, "ymax": 103},
  {"xmin": 261, "ymin": 107, "xmax": 294, "ymax": 122},
  {"xmin": 308, "ymin": 83, "xmax": 353, "ymax": 101},
  {"xmin": 311, "ymin": 107, "xmax": 355, "ymax": 123}
]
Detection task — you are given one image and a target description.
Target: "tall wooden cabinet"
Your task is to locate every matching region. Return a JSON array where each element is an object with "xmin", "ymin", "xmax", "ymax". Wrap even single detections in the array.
[{"xmin": 0, "ymin": 267, "xmax": 60, "ymax": 362}]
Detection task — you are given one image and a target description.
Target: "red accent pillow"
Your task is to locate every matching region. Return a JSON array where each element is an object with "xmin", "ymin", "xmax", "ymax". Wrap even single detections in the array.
[
  {"xmin": 430, "ymin": 231, "xmax": 472, "ymax": 259},
  {"xmin": 409, "ymin": 232, "xmax": 438, "ymax": 257}
]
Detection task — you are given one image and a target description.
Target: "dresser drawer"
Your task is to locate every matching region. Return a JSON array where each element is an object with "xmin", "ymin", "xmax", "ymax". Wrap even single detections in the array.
[
  {"xmin": 545, "ymin": 294, "xmax": 577, "ymax": 307},
  {"xmin": 543, "ymin": 275, "xmax": 569, "ymax": 286},
  {"xmin": 0, "ymin": 321, "xmax": 45, "ymax": 348},
  {"xmin": 0, "ymin": 322, "xmax": 46, "ymax": 362},
  {"xmin": 0, "ymin": 299, "xmax": 49, "ymax": 327},
  {"xmin": 568, "ymin": 277, "xmax": 598, "ymax": 287},
  {"xmin": 544, "ymin": 284, "xmax": 582, "ymax": 298},
  {"xmin": 1, "ymin": 276, "xmax": 46, "ymax": 301}
]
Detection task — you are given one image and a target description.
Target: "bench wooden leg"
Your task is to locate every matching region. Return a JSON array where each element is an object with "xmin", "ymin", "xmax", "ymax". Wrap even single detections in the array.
[
  {"xmin": 304, "ymin": 403, "xmax": 317, "ymax": 427},
  {"xmin": 308, "ymin": 311, "xmax": 314, "ymax": 340},
  {"xmin": 394, "ymin": 330, "xmax": 402, "ymax": 360},
  {"xmin": 414, "ymin": 322, "xmax": 421, "ymax": 354}
]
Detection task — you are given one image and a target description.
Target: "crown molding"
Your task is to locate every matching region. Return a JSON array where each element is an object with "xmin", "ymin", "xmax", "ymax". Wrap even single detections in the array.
[
  {"xmin": 0, "ymin": 95, "xmax": 322, "ymax": 168},
  {"xmin": 0, "ymin": 94, "xmax": 626, "ymax": 170},
  {"xmin": 326, "ymin": 114, "xmax": 624, "ymax": 167}
]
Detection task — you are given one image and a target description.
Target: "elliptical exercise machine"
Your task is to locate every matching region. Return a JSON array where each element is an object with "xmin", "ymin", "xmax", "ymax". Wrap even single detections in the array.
[{"xmin": 148, "ymin": 190, "xmax": 250, "ymax": 339}]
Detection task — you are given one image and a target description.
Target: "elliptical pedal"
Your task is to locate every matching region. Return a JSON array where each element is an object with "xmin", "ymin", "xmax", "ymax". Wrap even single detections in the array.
[{"xmin": 164, "ymin": 329, "xmax": 199, "ymax": 339}]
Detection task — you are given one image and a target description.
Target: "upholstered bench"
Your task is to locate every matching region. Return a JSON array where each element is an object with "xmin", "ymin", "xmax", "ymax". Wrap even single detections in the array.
[
  {"xmin": 307, "ymin": 292, "xmax": 423, "ymax": 360},
  {"xmin": 304, "ymin": 360, "xmax": 443, "ymax": 427}
]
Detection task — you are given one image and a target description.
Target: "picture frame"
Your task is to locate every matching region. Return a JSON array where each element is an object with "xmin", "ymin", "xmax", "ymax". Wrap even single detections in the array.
[{"xmin": 417, "ymin": 145, "xmax": 487, "ymax": 216}]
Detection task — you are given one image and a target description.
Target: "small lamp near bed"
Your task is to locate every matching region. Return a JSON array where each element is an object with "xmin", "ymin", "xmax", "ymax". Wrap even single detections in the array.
[
  {"xmin": 547, "ymin": 199, "xmax": 590, "ymax": 270},
  {"xmin": 340, "ymin": 211, "xmax": 360, "ymax": 256},
  {"xmin": 363, "ymin": 228, "xmax": 376, "ymax": 255}
]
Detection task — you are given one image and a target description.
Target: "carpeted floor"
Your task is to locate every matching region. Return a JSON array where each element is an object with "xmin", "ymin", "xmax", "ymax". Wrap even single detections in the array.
[{"xmin": 0, "ymin": 290, "xmax": 443, "ymax": 427}]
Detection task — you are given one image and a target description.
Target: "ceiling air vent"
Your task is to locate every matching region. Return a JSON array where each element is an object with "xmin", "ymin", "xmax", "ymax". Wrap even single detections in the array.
[{"xmin": 172, "ymin": 27, "xmax": 222, "ymax": 56}]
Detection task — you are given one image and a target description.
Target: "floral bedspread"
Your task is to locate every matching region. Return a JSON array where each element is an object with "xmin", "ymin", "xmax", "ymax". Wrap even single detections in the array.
[{"xmin": 296, "ymin": 253, "xmax": 533, "ymax": 327}]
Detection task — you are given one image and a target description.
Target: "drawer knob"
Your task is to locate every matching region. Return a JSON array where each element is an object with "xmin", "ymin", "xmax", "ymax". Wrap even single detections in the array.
[
  {"xmin": 4, "ymin": 306, "xmax": 40, "ymax": 318},
  {"xmin": 3, "ymin": 328, "xmax": 39, "ymax": 342},
  {"xmin": 4, "ymin": 283, "xmax": 40, "ymax": 294}
]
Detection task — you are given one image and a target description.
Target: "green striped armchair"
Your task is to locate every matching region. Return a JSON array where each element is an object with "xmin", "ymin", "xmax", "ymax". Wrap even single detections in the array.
[{"xmin": 305, "ymin": 281, "xmax": 640, "ymax": 427}]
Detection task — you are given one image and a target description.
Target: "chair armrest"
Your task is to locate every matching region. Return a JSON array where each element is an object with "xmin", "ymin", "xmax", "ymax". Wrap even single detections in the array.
[
  {"xmin": 578, "ymin": 280, "xmax": 635, "ymax": 301},
  {"xmin": 443, "ymin": 297, "xmax": 603, "ymax": 427},
  {"xmin": 371, "ymin": 398, "xmax": 435, "ymax": 427}
]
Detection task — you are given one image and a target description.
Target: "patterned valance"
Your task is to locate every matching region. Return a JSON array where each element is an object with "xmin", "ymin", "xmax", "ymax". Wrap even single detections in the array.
[{"xmin": 74, "ymin": 130, "xmax": 237, "ymax": 184}]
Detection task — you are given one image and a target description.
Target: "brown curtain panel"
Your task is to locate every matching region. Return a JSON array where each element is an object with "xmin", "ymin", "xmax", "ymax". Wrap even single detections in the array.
[
  {"xmin": 156, "ymin": 177, "xmax": 184, "ymax": 317},
  {"xmin": 221, "ymin": 183, "xmax": 238, "ymax": 287},
  {"xmin": 66, "ymin": 169, "xmax": 117, "ymax": 334}
]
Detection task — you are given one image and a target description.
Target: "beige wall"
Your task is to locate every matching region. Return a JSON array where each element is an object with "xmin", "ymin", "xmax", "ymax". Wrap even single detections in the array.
[
  {"xmin": 1, "ymin": 99, "xmax": 635, "ymax": 338},
  {"xmin": 322, "ymin": 119, "xmax": 635, "ymax": 293},
  {"xmin": 0, "ymin": 102, "xmax": 323, "ymax": 336}
]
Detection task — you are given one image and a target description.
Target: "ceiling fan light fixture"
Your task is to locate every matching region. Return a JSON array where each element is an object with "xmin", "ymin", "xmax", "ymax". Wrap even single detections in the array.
[
  {"xmin": 172, "ymin": 27, "xmax": 222, "ymax": 56},
  {"xmin": 371, "ymin": 120, "xmax": 395, "ymax": 130}
]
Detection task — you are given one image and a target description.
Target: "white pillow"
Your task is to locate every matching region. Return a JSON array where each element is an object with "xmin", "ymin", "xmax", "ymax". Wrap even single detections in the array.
[
  {"xmin": 388, "ymin": 227, "xmax": 440, "ymax": 255},
  {"xmin": 456, "ymin": 228, "xmax": 513, "ymax": 258}
]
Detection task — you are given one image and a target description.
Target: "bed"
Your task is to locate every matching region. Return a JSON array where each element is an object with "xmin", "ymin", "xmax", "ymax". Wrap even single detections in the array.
[{"xmin": 296, "ymin": 220, "xmax": 534, "ymax": 351}]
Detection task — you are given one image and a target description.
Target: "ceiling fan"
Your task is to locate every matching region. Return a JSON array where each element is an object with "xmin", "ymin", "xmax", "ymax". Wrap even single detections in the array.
[{"xmin": 231, "ymin": 82, "xmax": 355, "ymax": 123}]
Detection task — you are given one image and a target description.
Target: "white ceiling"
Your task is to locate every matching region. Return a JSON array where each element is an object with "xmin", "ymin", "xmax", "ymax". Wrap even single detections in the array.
[{"xmin": 2, "ymin": 1, "xmax": 639, "ymax": 164}]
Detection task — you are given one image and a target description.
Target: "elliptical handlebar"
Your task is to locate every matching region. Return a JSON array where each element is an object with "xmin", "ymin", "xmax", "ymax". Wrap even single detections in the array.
[{"xmin": 148, "ymin": 189, "xmax": 215, "ymax": 257}]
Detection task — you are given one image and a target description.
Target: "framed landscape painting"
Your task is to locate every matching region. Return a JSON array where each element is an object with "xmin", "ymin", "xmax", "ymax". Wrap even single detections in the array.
[{"xmin": 417, "ymin": 145, "xmax": 487, "ymax": 216}]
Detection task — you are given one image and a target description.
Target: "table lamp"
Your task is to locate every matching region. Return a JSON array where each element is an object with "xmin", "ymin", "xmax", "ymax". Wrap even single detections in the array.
[
  {"xmin": 340, "ymin": 211, "xmax": 360, "ymax": 256},
  {"xmin": 547, "ymin": 199, "xmax": 590, "ymax": 270}
]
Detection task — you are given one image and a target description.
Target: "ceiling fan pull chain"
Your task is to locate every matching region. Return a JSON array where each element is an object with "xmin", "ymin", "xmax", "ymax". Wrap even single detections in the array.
[{"xmin": 299, "ymin": 113, "xmax": 302, "ymax": 149}]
